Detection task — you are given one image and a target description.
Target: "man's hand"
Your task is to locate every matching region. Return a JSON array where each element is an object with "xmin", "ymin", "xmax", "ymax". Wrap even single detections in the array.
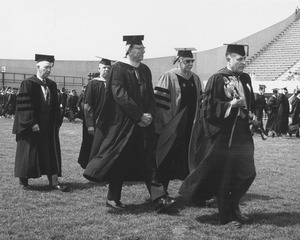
[
  {"xmin": 32, "ymin": 124, "xmax": 40, "ymax": 132},
  {"xmin": 87, "ymin": 126, "xmax": 94, "ymax": 135},
  {"xmin": 230, "ymin": 98, "xmax": 245, "ymax": 108},
  {"xmin": 139, "ymin": 113, "xmax": 153, "ymax": 127}
]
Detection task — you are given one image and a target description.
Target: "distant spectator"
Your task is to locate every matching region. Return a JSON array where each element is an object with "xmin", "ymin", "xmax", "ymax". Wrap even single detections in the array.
[
  {"xmin": 67, "ymin": 89, "xmax": 79, "ymax": 123},
  {"xmin": 250, "ymin": 71, "xmax": 256, "ymax": 81},
  {"xmin": 294, "ymin": 72, "xmax": 300, "ymax": 81},
  {"xmin": 59, "ymin": 87, "xmax": 68, "ymax": 123},
  {"xmin": 288, "ymin": 89, "xmax": 300, "ymax": 137},
  {"xmin": 76, "ymin": 86, "xmax": 86, "ymax": 121},
  {"xmin": 275, "ymin": 88, "xmax": 290, "ymax": 136},
  {"xmin": 288, "ymin": 86, "xmax": 300, "ymax": 111},
  {"xmin": 252, "ymin": 84, "xmax": 268, "ymax": 136},
  {"xmin": 287, "ymin": 71, "xmax": 294, "ymax": 81},
  {"xmin": 266, "ymin": 88, "xmax": 279, "ymax": 137}
]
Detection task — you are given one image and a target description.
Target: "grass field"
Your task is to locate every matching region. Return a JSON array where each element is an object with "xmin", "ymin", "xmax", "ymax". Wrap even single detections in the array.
[{"xmin": 0, "ymin": 117, "xmax": 299, "ymax": 240}]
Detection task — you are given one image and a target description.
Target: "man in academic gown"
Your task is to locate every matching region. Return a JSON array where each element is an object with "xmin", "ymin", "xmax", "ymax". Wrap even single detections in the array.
[
  {"xmin": 275, "ymin": 87, "xmax": 290, "ymax": 136},
  {"xmin": 67, "ymin": 89, "xmax": 79, "ymax": 123},
  {"xmin": 252, "ymin": 84, "xmax": 268, "ymax": 135},
  {"xmin": 13, "ymin": 54, "xmax": 68, "ymax": 191},
  {"xmin": 179, "ymin": 44, "xmax": 256, "ymax": 228},
  {"xmin": 265, "ymin": 88, "xmax": 279, "ymax": 137},
  {"xmin": 78, "ymin": 58, "xmax": 111, "ymax": 169},
  {"xmin": 154, "ymin": 48, "xmax": 204, "ymax": 193},
  {"xmin": 288, "ymin": 89, "xmax": 300, "ymax": 137},
  {"xmin": 84, "ymin": 35, "xmax": 175, "ymax": 212},
  {"xmin": 58, "ymin": 87, "xmax": 68, "ymax": 123}
]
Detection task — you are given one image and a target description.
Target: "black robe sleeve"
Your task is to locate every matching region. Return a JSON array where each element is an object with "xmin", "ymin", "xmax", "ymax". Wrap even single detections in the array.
[
  {"xmin": 12, "ymin": 80, "xmax": 37, "ymax": 135},
  {"xmin": 110, "ymin": 65, "xmax": 143, "ymax": 121}
]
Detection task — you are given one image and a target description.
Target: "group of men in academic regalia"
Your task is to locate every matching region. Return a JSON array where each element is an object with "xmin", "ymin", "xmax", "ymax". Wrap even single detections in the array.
[
  {"xmin": 262, "ymin": 86, "xmax": 300, "ymax": 138},
  {"xmin": 0, "ymin": 86, "xmax": 17, "ymax": 118},
  {"xmin": 13, "ymin": 35, "xmax": 284, "ymax": 228}
]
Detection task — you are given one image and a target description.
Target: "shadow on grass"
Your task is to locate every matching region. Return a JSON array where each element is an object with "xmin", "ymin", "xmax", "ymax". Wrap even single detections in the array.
[
  {"xmin": 63, "ymin": 181, "xmax": 107, "ymax": 190},
  {"xmin": 17, "ymin": 181, "xmax": 107, "ymax": 192},
  {"xmin": 250, "ymin": 211, "xmax": 300, "ymax": 227},
  {"xmin": 195, "ymin": 213, "xmax": 220, "ymax": 226},
  {"xmin": 241, "ymin": 193, "xmax": 284, "ymax": 204},
  {"xmin": 63, "ymin": 181, "xmax": 147, "ymax": 191},
  {"xmin": 195, "ymin": 211, "xmax": 300, "ymax": 227}
]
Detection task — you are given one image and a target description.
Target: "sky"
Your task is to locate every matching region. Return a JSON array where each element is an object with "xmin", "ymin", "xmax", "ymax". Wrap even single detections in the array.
[{"xmin": 1, "ymin": 0, "xmax": 299, "ymax": 61}]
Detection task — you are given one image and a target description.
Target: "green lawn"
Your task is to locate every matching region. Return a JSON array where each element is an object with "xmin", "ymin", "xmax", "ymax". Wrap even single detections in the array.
[{"xmin": 0, "ymin": 117, "xmax": 299, "ymax": 240}]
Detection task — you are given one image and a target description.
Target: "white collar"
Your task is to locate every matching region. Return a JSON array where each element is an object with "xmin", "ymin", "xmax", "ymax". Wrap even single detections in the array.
[
  {"xmin": 118, "ymin": 57, "xmax": 140, "ymax": 68},
  {"xmin": 36, "ymin": 75, "xmax": 44, "ymax": 82}
]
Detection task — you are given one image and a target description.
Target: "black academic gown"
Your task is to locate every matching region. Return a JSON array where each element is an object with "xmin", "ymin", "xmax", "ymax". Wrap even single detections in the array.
[
  {"xmin": 275, "ymin": 93, "xmax": 290, "ymax": 135},
  {"xmin": 253, "ymin": 93, "xmax": 268, "ymax": 133},
  {"xmin": 179, "ymin": 68, "xmax": 256, "ymax": 221},
  {"xmin": 265, "ymin": 95, "xmax": 279, "ymax": 133},
  {"xmin": 13, "ymin": 76, "xmax": 62, "ymax": 178},
  {"xmin": 84, "ymin": 61, "xmax": 157, "ymax": 182},
  {"xmin": 288, "ymin": 96, "xmax": 300, "ymax": 134},
  {"xmin": 78, "ymin": 78, "xmax": 106, "ymax": 169}
]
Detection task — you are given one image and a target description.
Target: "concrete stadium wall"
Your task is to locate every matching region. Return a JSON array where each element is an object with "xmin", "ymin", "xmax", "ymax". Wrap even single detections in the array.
[
  {"xmin": 144, "ymin": 11, "xmax": 299, "ymax": 83},
  {"xmin": 1, "ymin": 11, "xmax": 298, "ymax": 89}
]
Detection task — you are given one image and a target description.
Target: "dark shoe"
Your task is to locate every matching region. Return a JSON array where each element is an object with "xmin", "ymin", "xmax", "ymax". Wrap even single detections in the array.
[
  {"xmin": 222, "ymin": 220, "xmax": 242, "ymax": 229},
  {"xmin": 260, "ymin": 132, "xmax": 268, "ymax": 140},
  {"xmin": 19, "ymin": 177, "xmax": 28, "ymax": 186},
  {"xmin": 106, "ymin": 200, "xmax": 126, "ymax": 210},
  {"xmin": 205, "ymin": 197, "xmax": 217, "ymax": 207},
  {"xmin": 22, "ymin": 184, "xmax": 34, "ymax": 190},
  {"xmin": 268, "ymin": 130, "xmax": 275, "ymax": 138},
  {"xmin": 52, "ymin": 184, "xmax": 69, "ymax": 192},
  {"xmin": 232, "ymin": 207, "xmax": 250, "ymax": 223},
  {"xmin": 154, "ymin": 196, "xmax": 175, "ymax": 213},
  {"xmin": 19, "ymin": 178, "xmax": 33, "ymax": 190}
]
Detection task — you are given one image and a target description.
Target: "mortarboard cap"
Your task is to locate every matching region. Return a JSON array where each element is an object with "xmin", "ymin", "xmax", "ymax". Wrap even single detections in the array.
[
  {"xmin": 173, "ymin": 48, "xmax": 196, "ymax": 64},
  {"xmin": 175, "ymin": 48, "xmax": 196, "ymax": 58},
  {"xmin": 35, "ymin": 54, "xmax": 55, "ymax": 63},
  {"xmin": 123, "ymin": 35, "xmax": 144, "ymax": 46},
  {"xmin": 224, "ymin": 43, "xmax": 249, "ymax": 56},
  {"xmin": 259, "ymin": 84, "xmax": 266, "ymax": 89},
  {"xmin": 272, "ymin": 88, "xmax": 279, "ymax": 93},
  {"xmin": 283, "ymin": 87, "xmax": 288, "ymax": 91},
  {"xmin": 96, "ymin": 56, "xmax": 112, "ymax": 66}
]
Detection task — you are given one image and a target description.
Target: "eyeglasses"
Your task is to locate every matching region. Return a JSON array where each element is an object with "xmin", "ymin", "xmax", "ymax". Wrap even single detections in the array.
[
  {"xmin": 132, "ymin": 46, "xmax": 146, "ymax": 51},
  {"xmin": 183, "ymin": 59, "xmax": 195, "ymax": 64}
]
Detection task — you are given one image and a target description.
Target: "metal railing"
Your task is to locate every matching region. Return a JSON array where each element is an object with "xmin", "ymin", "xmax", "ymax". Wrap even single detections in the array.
[{"xmin": 1, "ymin": 72, "xmax": 85, "ymax": 89}]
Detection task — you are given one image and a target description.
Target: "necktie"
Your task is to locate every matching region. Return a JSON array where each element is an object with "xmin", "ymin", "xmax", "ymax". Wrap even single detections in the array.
[
  {"xmin": 43, "ymin": 80, "xmax": 50, "ymax": 104},
  {"xmin": 134, "ymin": 68, "xmax": 144, "ymax": 98}
]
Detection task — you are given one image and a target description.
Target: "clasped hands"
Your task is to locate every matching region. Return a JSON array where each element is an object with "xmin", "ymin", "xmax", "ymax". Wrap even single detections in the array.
[
  {"xmin": 32, "ymin": 124, "xmax": 40, "ymax": 132},
  {"xmin": 138, "ymin": 113, "xmax": 153, "ymax": 127},
  {"xmin": 230, "ymin": 98, "xmax": 245, "ymax": 108}
]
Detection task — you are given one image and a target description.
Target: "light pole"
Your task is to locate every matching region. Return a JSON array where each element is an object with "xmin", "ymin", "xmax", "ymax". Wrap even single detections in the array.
[{"xmin": 1, "ymin": 66, "xmax": 5, "ymax": 88}]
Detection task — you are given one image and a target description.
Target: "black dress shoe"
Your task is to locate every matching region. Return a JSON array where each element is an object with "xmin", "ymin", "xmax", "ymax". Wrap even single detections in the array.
[
  {"xmin": 205, "ymin": 197, "xmax": 217, "ymax": 207},
  {"xmin": 21, "ymin": 184, "xmax": 34, "ymax": 190},
  {"xmin": 51, "ymin": 184, "xmax": 69, "ymax": 192},
  {"xmin": 106, "ymin": 200, "xmax": 126, "ymax": 210},
  {"xmin": 221, "ymin": 220, "xmax": 242, "ymax": 229},
  {"xmin": 232, "ymin": 207, "xmax": 250, "ymax": 223},
  {"xmin": 19, "ymin": 177, "xmax": 29, "ymax": 186},
  {"xmin": 154, "ymin": 196, "xmax": 175, "ymax": 213}
]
